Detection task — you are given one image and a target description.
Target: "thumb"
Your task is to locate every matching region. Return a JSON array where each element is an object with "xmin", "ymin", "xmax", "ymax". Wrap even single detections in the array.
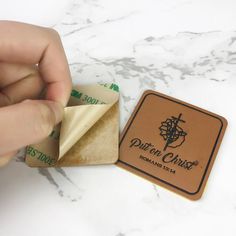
[
  {"xmin": 0, "ymin": 151, "xmax": 17, "ymax": 167},
  {"xmin": 0, "ymin": 99, "xmax": 63, "ymax": 156}
]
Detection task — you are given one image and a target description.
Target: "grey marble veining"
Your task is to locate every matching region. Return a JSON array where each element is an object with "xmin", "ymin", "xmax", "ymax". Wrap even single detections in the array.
[{"xmin": 0, "ymin": 0, "xmax": 236, "ymax": 236}]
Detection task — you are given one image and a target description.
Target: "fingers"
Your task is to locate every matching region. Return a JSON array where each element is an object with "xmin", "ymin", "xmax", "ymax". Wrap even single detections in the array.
[
  {"xmin": 0, "ymin": 62, "xmax": 37, "ymax": 88},
  {"xmin": 0, "ymin": 71, "xmax": 45, "ymax": 107},
  {"xmin": 0, "ymin": 21, "xmax": 72, "ymax": 106},
  {"xmin": 0, "ymin": 151, "xmax": 17, "ymax": 167},
  {"xmin": 0, "ymin": 100, "xmax": 63, "ymax": 156}
]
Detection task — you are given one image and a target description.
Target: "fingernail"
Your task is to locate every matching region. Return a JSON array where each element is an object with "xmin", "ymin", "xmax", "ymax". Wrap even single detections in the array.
[
  {"xmin": 47, "ymin": 101, "xmax": 64, "ymax": 124},
  {"xmin": 61, "ymin": 93, "xmax": 70, "ymax": 107}
]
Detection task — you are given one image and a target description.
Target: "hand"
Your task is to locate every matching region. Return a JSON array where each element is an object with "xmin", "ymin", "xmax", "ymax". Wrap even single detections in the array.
[{"xmin": 0, "ymin": 21, "xmax": 72, "ymax": 166}]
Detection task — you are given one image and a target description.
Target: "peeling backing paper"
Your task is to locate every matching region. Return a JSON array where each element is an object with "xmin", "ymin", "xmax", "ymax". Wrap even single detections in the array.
[{"xmin": 25, "ymin": 83, "xmax": 119, "ymax": 167}]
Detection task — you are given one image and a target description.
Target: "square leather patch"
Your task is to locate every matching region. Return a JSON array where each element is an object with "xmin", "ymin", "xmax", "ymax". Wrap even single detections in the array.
[{"xmin": 117, "ymin": 90, "xmax": 227, "ymax": 200}]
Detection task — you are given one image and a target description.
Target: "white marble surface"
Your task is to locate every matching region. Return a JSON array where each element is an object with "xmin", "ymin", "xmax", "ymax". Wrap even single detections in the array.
[{"xmin": 1, "ymin": 0, "xmax": 236, "ymax": 235}]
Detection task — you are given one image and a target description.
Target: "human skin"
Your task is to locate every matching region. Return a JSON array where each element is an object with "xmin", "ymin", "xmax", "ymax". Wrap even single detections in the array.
[{"xmin": 0, "ymin": 21, "xmax": 72, "ymax": 166}]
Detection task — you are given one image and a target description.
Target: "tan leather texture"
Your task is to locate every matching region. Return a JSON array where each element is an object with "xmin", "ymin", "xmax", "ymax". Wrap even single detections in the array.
[{"xmin": 117, "ymin": 90, "xmax": 227, "ymax": 200}]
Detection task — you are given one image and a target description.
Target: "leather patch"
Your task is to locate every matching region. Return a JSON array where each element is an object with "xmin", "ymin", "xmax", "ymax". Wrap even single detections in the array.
[{"xmin": 117, "ymin": 90, "xmax": 227, "ymax": 200}]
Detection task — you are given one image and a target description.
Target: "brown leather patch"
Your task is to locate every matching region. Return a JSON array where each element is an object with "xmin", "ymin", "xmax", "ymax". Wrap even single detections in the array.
[{"xmin": 117, "ymin": 90, "xmax": 227, "ymax": 200}]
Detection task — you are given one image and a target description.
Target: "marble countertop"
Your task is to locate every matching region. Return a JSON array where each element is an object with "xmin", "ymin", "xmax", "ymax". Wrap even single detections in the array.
[{"xmin": 0, "ymin": 0, "xmax": 236, "ymax": 235}]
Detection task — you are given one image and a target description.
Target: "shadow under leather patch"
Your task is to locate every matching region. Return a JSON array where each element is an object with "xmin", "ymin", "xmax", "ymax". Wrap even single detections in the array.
[
  {"xmin": 25, "ymin": 83, "xmax": 119, "ymax": 167},
  {"xmin": 117, "ymin": 90, "xmax": 227, "ymax": 200}
]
